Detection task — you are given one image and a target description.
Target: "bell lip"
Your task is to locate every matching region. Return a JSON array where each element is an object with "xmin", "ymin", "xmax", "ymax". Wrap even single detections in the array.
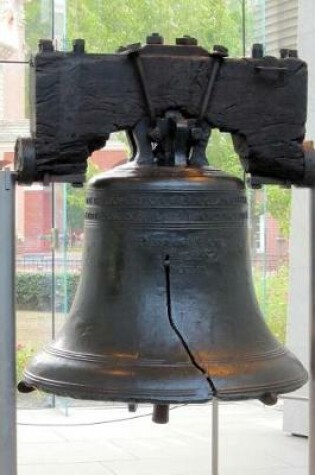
[
  {"xmin": 21, "ymin": 369, "xmax": 308, "ymax": 404},
  {"xmin": 22, "ymin": 369, "xmax": 212, "ymax": 404}
]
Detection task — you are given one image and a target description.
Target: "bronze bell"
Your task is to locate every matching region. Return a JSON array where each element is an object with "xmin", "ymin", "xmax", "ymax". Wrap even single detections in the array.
[{"xmin": 19, "ymin": 116, "xmax": 308, "ymax": 423}]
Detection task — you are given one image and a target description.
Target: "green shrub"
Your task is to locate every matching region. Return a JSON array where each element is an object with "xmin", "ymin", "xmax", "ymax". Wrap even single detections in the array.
[
  {"xmin": 16, "ymin": 272, "xmax": 80, "ymax": 311},
  {"xmin": 254, "ymin": 265, "xmax": 289, "ymax": 344},
  {"xmin": 16, "ymin": 344, "xmax": 34, "ymax": 382}
]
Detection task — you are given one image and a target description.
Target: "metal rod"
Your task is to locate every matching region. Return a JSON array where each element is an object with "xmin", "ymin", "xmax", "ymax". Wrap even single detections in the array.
[
  {"xmin": 241, "ymin": 0, "xmax": 246, "ymax": 57},
  {"xmin": 280, "ymin": 395, "xmax": 309, "ymax": 402},
  {"xmin": 51, "ymin": 183, "xmax": 56, "ymax": 409},
  {"xmin": 51, "ymin": 183, "xmax": 56, "ymax": 341},
  {"xmin": 262, "ymin": 186, "xmax": 268, "ymax": 314},
  {"xmin": 51, "ymin": 0, "xmax": 55, "ymax": 41},
  {"xmin": 0, "ymin": 170, "xmax": 17, "ymax": 475},
  {"xmin": 0, "ymin": 61, "xmax": 28, "ymax": 64},
  {"xmin": 134, "ymin": 54, "xmax": 156, "ymax": 125},
  {"xmin": 212, "ymin": 397, "xmax": 219, "ymax": 475},
  {"xmin": 309, "ymin": 187, "xmax": 315, "ymax": 475},
  {"xmin": 200, "ymin": 58, "xmax": 221, "ymax": 121}
]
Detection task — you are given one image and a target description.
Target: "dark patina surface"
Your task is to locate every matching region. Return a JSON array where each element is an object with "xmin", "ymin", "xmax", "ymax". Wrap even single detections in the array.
[
  {"xmin": 18, "ymin": 36, "xmax": 309, "ymax": 423},
  {"xmin": 15, "ymin": 36, "xmax": 311, "ymax": 186}
]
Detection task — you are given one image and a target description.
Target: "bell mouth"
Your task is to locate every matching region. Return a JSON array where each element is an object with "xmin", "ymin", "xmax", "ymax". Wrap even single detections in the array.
[{"xmin": 19, "ymin": 344, "xmax": 308, "ymax": 405}]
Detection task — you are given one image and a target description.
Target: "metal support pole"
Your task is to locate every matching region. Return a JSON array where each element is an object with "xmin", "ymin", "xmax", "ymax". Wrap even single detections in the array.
[
  {"xmin": 309, "ymin": 187, "xmax": 315, "ymax": 475},
  {"xmin": 212, "ymin": 398, "xmax": 219, "ymax": 475},
  {"xmin": 0, "ymin": 170, "xmax": 17, "ymax": 475},
  {"xmin": 241, "ymin": 0, "xmax": 246, "ymax": 57}
]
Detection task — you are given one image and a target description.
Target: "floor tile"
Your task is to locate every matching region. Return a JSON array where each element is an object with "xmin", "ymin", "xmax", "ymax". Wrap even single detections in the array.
[
  {"xmin": 17, "ymin": 401, "xmax": 308, "ymax": 475},
  {"xmin": 18, "ymin": 440, "xmax": 136, "ymax": 465},
  {"xmin": 18, "ymin": 462, "xmax": 114, "ymax": 475}
]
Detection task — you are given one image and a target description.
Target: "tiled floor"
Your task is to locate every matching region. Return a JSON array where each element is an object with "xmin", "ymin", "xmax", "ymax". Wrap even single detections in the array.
[{"xmin": 17, "ymin": 401, "xmax": 307, "ymax": 475}]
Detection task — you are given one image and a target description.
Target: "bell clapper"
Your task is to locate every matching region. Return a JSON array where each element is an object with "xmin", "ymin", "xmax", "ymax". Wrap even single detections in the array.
[
  {"xmin": 152, "ymin": 404, "xmax": 170, "ymax": 424},
  {"xmin": 212, "ymin": 397, "xmax": 219, "ymax": 475}
]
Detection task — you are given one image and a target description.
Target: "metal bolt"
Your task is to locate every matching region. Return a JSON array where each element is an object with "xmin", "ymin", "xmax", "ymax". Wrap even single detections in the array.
[
  {"xmin": 289, "ymin": 49, "xmax": 298, "ymax": 58},
  {"xmin": 146, "ymin": 33, "xmax": 164, "ymax": 45},
  {"xmin": 280, "ymin": 48, "xmax": 290, "ymax": 59},
  {"xmin": 73, "ymin": 39, "xmax": 85, "ymax": 53},
  {"xmin": 38, "ymin": 39, "xmax": 54, "ymax": 53},
  {"xmin": 149, "ymin": 126, "xmax": 162, "ymax": 142},
  {"xmin": 252, "ymin": 43, "xmax": 264, "ymax": 59},
  {"xmin": 213, "ymin": 44, "xmax": 229, "ymax": 57},
  {"xmin": 176, "ymin": 36, "xmax": 198, "ymax": 46},
  {"xmin": 191, "ymin": 127, "xmax": 203, "ymax": 141}
]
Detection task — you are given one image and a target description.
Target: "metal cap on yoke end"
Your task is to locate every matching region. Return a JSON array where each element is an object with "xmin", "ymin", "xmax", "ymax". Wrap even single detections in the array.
[
  {"xmin": 14, "ymin": 137, "xmax": 37, "ymax": 185},
  {"xmin": 302, "ymin": 145, "xmax": 315, "ymax": 186}
]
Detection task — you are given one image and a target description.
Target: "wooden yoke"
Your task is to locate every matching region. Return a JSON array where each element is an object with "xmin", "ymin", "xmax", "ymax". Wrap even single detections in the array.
[{"xmin": 14, "ymin": 36, "xmax": 312, "ymax": 186}]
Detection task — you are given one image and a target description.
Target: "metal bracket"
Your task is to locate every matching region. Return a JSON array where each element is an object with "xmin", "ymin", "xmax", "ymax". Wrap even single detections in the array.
[
  {"xmin": 310, "ymin": 187, "xmax": 315, "ymax": 475},
  {"xmin": 199, "ymin": 46, "xmax": 227, "ymax": 121},
  {"xmin": 125, "ymin": 46, "xmax": 156, "ymax": 125},
  {"xmin": 247, "ymin": 175, "xmax": 292, "ymax": 189}
]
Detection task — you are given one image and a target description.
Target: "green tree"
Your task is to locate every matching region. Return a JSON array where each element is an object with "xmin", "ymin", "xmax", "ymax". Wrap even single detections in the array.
[
  {"xmin": 24, "ymin": 1, "xmax": 53, "ymax": 56},
  {"xmin": 66, "ymin": 161, "xmax": 100, "ymax": 232},
  {"xmin": 266, "ymin": 187, "xmax": 291, "ymax": 238},
  {"xmin": 66, "ymin": 0, "xmax": 244, "ymax": 56},
  {"xmin": 254, "ymin": 266, "xmax": 289, "ymax": 343},
  {"xmin": 207, "ymin": 130, "xmax": 243, "ymax": 178}
]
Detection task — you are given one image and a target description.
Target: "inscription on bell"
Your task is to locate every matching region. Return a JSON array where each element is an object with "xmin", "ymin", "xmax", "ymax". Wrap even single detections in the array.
[
  {"xmin": 134, "ymin": 234, "xmax": 226, "ymax": 262},
  {"xmin": 86, "ymin": 192, "xmax": 247, "ymax": 208},
  {"xmin": 85, "ymin": 208, "xmax": 247, "ymax": 224}
]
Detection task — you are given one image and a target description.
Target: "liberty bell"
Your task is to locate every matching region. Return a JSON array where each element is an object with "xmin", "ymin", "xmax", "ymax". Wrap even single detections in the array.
[{"xmin": 17, "ymin": 37, "xmax": 309, "ymax": 424}]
